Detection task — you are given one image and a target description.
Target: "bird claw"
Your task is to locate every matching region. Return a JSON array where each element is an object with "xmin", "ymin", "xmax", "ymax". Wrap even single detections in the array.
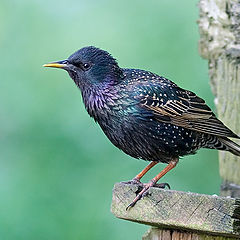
[
  {"xmin": 126, "ymin": 193, "xmax": 144, "ymax": 210},
  {"xmin": 126, "ymin": 182, "xmax": 170, "ymax": 210},
  {"xmin": 126, "ymin": 182, "xmax": 152, "ymax": 210},
  {"xmin": 121, "ymin": 178, "xmax": 143, "ymax": 187},
  {"xmin": 122, "ymin": 179, "xmax": 170, "ymax": 189},
  {"xmin": 126, "ymin": 201, "xmax": 136, "ymax": 210},
  {"xmin": 141, "ymin": 189, "xmax": 150, "ymax": 198},
  {"xmin": 153, "ymin": 182, "xmax": 170, "ymax": 189}
]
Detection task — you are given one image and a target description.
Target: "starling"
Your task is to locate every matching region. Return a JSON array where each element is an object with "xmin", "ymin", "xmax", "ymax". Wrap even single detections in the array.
[{"xmin": 44, "ymin": 46, "xmax": 240, "ymax": 209}]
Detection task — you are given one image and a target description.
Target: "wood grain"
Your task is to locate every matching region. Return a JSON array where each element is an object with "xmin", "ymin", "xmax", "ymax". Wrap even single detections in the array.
[{"xmin": 142, "ymin": 228, "xmax": 239, "ymax": 240}]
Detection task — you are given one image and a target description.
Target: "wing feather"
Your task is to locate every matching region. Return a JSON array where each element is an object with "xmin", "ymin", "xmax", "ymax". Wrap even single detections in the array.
[{"xmin": 139, "ymin": 86, "xmax": 239, "ymax": 139}]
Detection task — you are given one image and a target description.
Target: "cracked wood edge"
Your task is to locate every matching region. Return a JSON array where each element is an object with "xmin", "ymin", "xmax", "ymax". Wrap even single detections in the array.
[
  {"xmin": 111, "ymin": 183, "xmax": 240, "ymax": 238},
  {"xmin": 142, "ymin": 228, "xmax": 239, "ymax": 240}
]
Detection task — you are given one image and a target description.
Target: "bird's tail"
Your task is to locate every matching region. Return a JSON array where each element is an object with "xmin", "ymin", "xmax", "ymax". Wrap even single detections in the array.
[{"xmin": 218, "ymin": 137, "xmax": 240, "ymax": 157}]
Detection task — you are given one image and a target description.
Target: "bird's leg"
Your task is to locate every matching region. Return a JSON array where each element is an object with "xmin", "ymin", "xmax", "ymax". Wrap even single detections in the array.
[
  {"xmin": 122, "ymin": 161, "xmax": 158, "ymax": 185},
  {"xmin": 133, "ymin": 161, "xmax": 159, "ymax": 183},
  {"xmin": 126, "ymin": 158, "xmax": 179, "ymax": 210}
]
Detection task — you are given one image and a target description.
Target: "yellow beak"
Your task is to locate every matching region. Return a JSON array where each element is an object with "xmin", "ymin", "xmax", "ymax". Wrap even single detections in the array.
[{"xmin": 43, "ymin": 60, "xmax": 68, "ymax": 69}]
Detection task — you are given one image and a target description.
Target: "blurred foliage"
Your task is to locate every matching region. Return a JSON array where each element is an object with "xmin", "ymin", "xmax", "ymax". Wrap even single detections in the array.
[{"xmin": 0, "ymin": 0, "xmax": 221, "ymax": 239}]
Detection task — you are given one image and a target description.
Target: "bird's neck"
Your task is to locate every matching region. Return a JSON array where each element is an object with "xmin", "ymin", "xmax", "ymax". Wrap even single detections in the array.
[{"xmin": 80, "ymin": 81, "xmax": 119, "ymax": 121}]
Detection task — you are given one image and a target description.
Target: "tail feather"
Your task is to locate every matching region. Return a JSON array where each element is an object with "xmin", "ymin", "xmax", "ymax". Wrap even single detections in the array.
[{"xmin": 218, "ymin": 137, "xmax": 240, "ymax": 156}]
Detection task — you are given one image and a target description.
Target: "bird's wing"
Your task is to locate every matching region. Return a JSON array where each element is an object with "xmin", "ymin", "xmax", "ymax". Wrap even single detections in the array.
[{"xmin": 136, "ymin": 84, "xmax": 239, "ymax": 138}]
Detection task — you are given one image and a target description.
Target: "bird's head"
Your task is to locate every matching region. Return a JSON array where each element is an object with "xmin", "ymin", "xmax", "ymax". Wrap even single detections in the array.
[{"xmin": 44, "ymin": 46, "xmax": 123, "ymax": 88}]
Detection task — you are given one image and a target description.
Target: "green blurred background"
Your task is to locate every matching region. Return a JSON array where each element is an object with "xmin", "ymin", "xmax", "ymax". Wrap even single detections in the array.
[{"xmin": 0, "ymin": 0, "xmax": 221, "ymax": 239}]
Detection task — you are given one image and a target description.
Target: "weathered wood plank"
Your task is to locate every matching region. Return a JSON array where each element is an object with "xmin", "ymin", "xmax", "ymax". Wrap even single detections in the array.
[
  {"xmin": 142, "ymin": 228, "xmax": 239, "ymax": 240},
  {"xmin": 111, "ymin": 183, "xmax": 240, "ymax": 238}
]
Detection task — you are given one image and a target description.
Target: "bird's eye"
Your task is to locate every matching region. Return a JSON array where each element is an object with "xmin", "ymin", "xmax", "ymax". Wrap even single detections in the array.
[{"xmin": 82, "ymin": 63, "xmax": 91, "ymax": 71}]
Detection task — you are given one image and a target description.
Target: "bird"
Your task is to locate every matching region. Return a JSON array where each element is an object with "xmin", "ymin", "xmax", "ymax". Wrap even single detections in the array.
[{"xmin": 43, "ymin": 46, "xmax": 240, "ymax": 209}]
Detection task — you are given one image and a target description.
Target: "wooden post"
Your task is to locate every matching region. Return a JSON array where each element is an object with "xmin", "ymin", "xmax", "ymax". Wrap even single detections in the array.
[
  {"xmin": 142, "ymin": 228, "xmax": 237, "ymax": 240},
  {"xmin": 111, "ymin": 183, "xmax": 240, "ymax": 239},
  {"xmin": 198, "ymin": 0, "xmax": 240, "ymax": 197},
  {"xmin": 111, "ymin": 1, "xmax": 240, "ymax": 239}
]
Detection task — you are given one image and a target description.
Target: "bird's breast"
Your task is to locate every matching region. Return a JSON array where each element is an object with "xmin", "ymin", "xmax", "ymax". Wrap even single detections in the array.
[{"xmin": 81, "ymin": 85, "xmax": 128, "ymax": 122}]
